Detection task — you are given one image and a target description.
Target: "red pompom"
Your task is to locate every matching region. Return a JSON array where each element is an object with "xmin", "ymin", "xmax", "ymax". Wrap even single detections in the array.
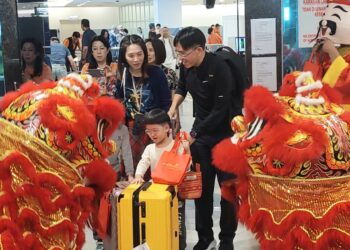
[
  {"xmin": 83, "ymin": 160, "xmax": 117, "ymax": 197},
  {"xmin": 90, "ymin": 97, "xmax": 125, "ymax": 139},
  {"xmin": 244, "ymin": 86, "xmax": 283, "ymax": 124},
  {"xmin": 212, "ymin": 138, "xmax": 249, "ymax": 177}
]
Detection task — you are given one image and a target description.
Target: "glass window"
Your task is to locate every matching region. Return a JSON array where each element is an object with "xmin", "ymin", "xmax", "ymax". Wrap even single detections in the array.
[
  {"xmin": 119, "ymin": 0, "xmax": 153, "ymax": 36},
  {"xmin": 282, "ymin": 0, "xmax": 326, "ymax": 76}
]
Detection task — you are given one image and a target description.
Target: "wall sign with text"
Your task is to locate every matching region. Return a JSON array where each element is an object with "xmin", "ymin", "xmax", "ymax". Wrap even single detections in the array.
[{"xmin": 298, "ymin": 0, "xmax": 327, "ymax": 48}]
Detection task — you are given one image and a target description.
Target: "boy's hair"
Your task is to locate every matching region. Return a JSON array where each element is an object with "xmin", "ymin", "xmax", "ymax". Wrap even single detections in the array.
[
  {"xmin": 144, "ymin": 109, "xmax": 170, "ymax": 125},
  {"xmin": 173, "ymin": 26, "xmax": 206, "ymax": 50}
]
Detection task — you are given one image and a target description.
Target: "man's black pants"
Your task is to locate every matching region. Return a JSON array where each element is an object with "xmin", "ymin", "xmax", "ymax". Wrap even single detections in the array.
[{"xmin": 190, "ymin": 139, "xmax": 238, "ymax": 245}]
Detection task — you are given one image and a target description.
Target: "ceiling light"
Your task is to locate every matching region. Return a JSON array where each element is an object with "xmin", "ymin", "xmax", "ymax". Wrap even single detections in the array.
[{"xmin": 47, "ymin": 0, "xmax": 73, "ymax": 7}]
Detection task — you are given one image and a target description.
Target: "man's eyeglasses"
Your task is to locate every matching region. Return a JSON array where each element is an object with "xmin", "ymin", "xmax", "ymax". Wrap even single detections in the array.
[
  {"xmin": 175, "ymin": 46, "xmax": 200, "ymax": 58},
  {"xmin": 145, "ymin": 128, "xmax": 162, "ymax": 135}
]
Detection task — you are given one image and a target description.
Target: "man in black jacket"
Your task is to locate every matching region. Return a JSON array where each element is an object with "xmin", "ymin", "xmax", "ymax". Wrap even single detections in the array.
[{"xmin": 168, "ymin": 26, "xmax": 238, "ymax": 250}]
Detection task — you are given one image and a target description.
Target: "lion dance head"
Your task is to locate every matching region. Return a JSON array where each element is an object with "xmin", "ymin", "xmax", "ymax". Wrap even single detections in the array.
[
  {"xmin": 213, "ymin": 71, "xmax": 350, "ymax": 249},
  {"xmin": 0, "ymin": 74, "xmax": 125, "ymax": 249}
]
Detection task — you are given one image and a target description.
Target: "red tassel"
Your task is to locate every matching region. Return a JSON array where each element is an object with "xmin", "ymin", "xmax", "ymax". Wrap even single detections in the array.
[
  {"xmin": 83, "ymin": 160, "xmax": 116, "ymax": 198},
  {"xmin": 212, "ymin": 138, "xmax": 249, "ymax": 177},
  {"xmin": 244, "ymin": 86, "xmax": 283, "ymax": 124},
  {"xmin": 90, "ymin": 96, "xmax": 125, "ymax": 139}
]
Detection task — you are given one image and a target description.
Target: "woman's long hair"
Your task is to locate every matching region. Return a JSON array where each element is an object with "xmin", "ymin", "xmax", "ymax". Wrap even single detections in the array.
[
  {"xmin": 20, "ymin": 38, "xmax": 44, "ymax": 77},
  {"xmin": 88, "ymin": 35, "xmax": 113, "ymax": 69},
  {"xmin": 145, "ymin": 38, "xmax": 166, "ymax": 65},
  {"xmin": 118, "ymin": 34, "xmax": 148, "ymax": 79},
  {"xmin": 100, "ymin": 29, "xmax": 110, "ymax": 44}
]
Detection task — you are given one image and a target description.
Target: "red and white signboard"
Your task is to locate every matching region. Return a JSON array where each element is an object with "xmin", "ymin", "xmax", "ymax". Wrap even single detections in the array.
[{"xmin": 298, "ymin": 0, "xmax": 327, "ymax": 48}]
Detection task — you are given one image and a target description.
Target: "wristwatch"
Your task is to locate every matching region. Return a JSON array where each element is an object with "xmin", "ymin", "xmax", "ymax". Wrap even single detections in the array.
[{"xmin": 190, "ymin": 130, "xmax": 198, "ymax": 139}]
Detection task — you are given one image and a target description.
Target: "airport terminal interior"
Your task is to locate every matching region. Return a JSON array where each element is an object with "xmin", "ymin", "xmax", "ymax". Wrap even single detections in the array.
[{"xmin": 1, "ymin": 0, "xmax": 350, "ymax": 250}]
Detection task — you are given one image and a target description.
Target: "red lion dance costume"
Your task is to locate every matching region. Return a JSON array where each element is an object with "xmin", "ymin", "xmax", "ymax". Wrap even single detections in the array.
[
  {"xmin": 0, "ymin": 74, "xmax": 124, "ymax": 249},
  {"xmin": 213, "ymin": 71, "xmax": 350, "ymax": 249}
]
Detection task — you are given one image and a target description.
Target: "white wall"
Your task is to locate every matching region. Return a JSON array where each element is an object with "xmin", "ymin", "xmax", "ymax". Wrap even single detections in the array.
[
  {"xmin": 48, "ymin": 7, "xmax": 120, "ymax": 31},
  {"xmin": 154, "ymin": 0, "xmax": 182, "ymax": 28},
  {"xmin": 222, "ymin": 15, "xmax": 245, "ymax": 49},
  {"xmin": 182, "ymin": 4, "xmax": 244, "ymax": 27},
  {"xmin": 182, "ymin": 4, "xmax": 245, "ymax": 50}
]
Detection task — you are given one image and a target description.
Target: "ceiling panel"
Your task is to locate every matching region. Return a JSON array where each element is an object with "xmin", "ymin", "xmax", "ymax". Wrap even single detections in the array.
[{"xmin": 18, "ymin": 0, "xmax": 240, "ymax": 9}]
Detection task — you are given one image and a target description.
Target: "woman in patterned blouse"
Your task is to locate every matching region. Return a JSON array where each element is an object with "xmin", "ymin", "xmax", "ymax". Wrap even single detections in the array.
[{"xmin": 145, "ymin": 37, "xmax": 181, "ymax": 134}]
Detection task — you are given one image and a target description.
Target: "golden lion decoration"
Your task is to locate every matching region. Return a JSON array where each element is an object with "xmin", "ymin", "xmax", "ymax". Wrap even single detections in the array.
[
  {"xmin": 0, "ymin": 74, "xmax": 125, "ymax": 249},
  {"xmin": 213, "ymin": 71, "xmax": 350, "ymax": 249}
]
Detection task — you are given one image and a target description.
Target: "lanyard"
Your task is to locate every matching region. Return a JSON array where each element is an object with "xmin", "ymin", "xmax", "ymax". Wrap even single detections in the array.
[{"xmin": 122, "ymin": 67, "xmax": 143, "ymax": 112}]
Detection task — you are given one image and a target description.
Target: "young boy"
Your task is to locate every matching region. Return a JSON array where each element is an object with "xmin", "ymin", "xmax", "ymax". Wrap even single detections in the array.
[{"xmin": 132, "ymin": 108, "xmax": 187, "ymax": 250}]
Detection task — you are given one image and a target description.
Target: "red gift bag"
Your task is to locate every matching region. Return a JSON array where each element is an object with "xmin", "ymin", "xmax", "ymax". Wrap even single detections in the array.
[
  {"xmin": 96, "ymin": 191, "xmax": 111, "ymax": 239},
  {"xmin": 178, "ymin": 163, "xmax": 202, "ymax": 200},
  {"xmin": 303, "ymin": 51, "xmax": 324, "ymax": 80},
  {"xmin": 151, "ymin": 132, "xmax": 191, "ymax": 185}
]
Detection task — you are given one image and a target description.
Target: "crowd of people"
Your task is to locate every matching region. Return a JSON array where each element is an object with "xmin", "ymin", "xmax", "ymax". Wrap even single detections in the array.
[
  {"xmin": 19, "ymin": 18, "xmax": 239, "ymax": 250},
  {"xmin": 13, "ymin": 0, "xmax": 350, "ymax": 248}
]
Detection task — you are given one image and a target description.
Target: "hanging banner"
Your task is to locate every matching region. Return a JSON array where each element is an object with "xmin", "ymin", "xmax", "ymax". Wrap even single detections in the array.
[{"xmin": 298, "ymin": 0, "xmax": 327, "ymax": 48}]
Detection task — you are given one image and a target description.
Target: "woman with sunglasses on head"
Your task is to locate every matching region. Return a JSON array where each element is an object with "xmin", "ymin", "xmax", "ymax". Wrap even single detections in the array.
[
  {"xmin": 115, "ymin": 34, "xmax": 171, "ymax": 177},
  {"xmin": 81, "ymin": 35, "xmax": 118, "ymax": 96},
  {"xmin": 145, "ymin": 37, "xmax": 181, "ymax": 134}
]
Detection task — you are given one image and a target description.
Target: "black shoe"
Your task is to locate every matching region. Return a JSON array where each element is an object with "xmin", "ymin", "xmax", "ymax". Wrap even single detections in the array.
[
  {"xmin": 218, "ymin": 241, "xmax": 234, "ymax": 250},
  {"xmin": 193, "ymin": 239, "xmax": 217, "ymax": 250}
]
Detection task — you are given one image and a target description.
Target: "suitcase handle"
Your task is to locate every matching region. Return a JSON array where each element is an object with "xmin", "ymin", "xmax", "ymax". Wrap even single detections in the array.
[
  {"xmin": 132, "ymin": 182, "xmax": 151, "ymax": 247},
  {"xmin": 141, "ymin": 181, "xmax": 152, "ymax": 191}
]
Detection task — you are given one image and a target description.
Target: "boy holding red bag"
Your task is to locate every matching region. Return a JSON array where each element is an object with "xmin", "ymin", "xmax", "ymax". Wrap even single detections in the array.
[{"xmin": 132, "ymin": 108, "xmax": 189, "ymax": 250}]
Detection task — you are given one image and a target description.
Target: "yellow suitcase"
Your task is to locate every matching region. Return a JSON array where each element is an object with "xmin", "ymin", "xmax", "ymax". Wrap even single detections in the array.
[{"xmin": 117, "ymin": 182, "xmax": 179, "ymax": 250}]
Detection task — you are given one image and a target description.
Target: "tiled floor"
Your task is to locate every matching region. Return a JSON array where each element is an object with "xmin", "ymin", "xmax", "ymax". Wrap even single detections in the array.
[{"xmin": 82, "ymin": 95, "xmax": 260, "ymax": 250}]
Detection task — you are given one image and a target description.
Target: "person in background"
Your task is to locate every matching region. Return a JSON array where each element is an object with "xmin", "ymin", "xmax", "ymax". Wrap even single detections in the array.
[
  {"xmin": 115, "ymin": 25, "xmax": 125, "ymax": 45},
  {"xmin": 122, "ymin": 28, "xmax": 129, "ymax": 35},
  {"xmin": 109, "ymin": 25, "xmax": 123, "ymax": 61},
  {"xmin": 21, "ymin": 37, "xmax": 52, "ymax": 84},
  {"xmin": 168, "ymin": 26, "xmax": 238, "ymax": 250},
  {"xmin": 81, "ymin": 35, "xmax": 117, "ymax": 97},
  {"xmin": 148, "ymin": 23, "xmax": 157, "ymax": 39},
  {"xmin": 136, "ymin": 27, "xmax": 144, "ymax": 39},
  {"xmin": 109, "ymin": 25, "xmax": 118, "ymax": 47},
  {"xmin": 108, "ymin": 123, "xmax": 134, "ymax": 183},
  {"xmin": 50, "ymin": 37, "xmax": 77, "ymax": 81},
  {"xmin": 214, "ymin": 23, "xmax": 222, "ymax": 38},
  {"xmin": 115, "ymin": 34, "xmax": 171, "ymax": 175},
  {"xmin": 100, "ymin": 29, "xmax": 110, "ymax": 46},
  {"xmin": 63, "ymin": 31, "xmax": 81, "ymax": 72},
  {"xmin": 132, "ymin": 108, "xmax": 188, "ymax": 250},
  {"xmin": 81, "ymin": 18, "xmax": 97, "ymax": 66},
  {"xmin": 207, "ymin": 26, "xmax": 222, "ymax": 45},
  {"xmin": 159, "ymin": 26, "xmax": 177, "ymax": 71},
  {"xmin": 309, "ymin": 1, "xmax": 350, "ymax": 110},
  {"xmin": 155, "ymin": 23, "xmax": 162, "ymax": 37},
  {"xmin": 145, "ymin": 37, "xmax": 181, "ymax": 133}
]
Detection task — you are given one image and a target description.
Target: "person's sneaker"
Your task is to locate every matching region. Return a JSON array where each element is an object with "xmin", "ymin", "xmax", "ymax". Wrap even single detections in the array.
[
  {"xmin": 193, "ymin": 239, "xmax": 217, "ymax": 250},
  {"xmin": 218, "ymin": 241, "xmax": 234, "ymax": 250}
]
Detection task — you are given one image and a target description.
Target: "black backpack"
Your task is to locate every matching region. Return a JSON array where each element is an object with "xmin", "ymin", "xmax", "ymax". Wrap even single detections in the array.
[{"xmin": 210, "ymin": 46, "xmax": 250, "ymax": 118}]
